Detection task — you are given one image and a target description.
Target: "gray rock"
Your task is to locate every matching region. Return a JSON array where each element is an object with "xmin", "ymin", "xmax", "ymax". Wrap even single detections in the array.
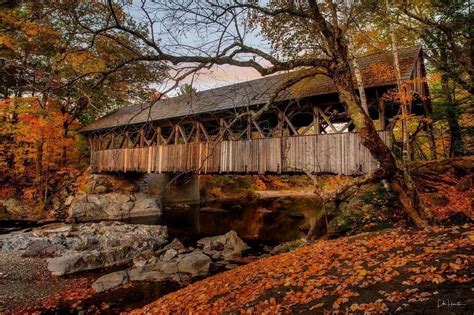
[
  {"xmin": 177, "ymin": 251, "xmax": 212, "ymax": 277},
  {"xmin": 92, "ymin": 271, "xmax": 129, "ymax": 292},
  {"xmin": 164, "ymin": 238, "xmax": 185, "ymax": 251},
  {"xmin": 197, "ymin": 230, "xmax": 249, "ymax": 260},
  {"xmin": 0, "ymin": 234, "xmax": 36, "ymax": 251},
  {"xmin": 121, "ymin": 201, "xmax": 135, "ymax": 212},
  {"xmin": 22, "ymin": 239, "xmax": 65, "ymax": 257},
  {"xmin": 87, "ymin": 194, "xmax": 109, "ymax": 208},
  {"xmin": 132, "ymin": 249, "xmax": 156, "ymax": 267},
  {"xmin": 94, "ymin": 185, "xmax": 108, "ymax": 194},
  {"xmin": 128, "ymin": 268, "xmax": 168, "ymax": 282},
  {"xmin": 3, "ymin": 221, "xmax": 170, "ymax": 276},
  {"xmin": 162, "ymin": 248, "xmax": 178, "ymax": 261},
  {"xmin": 147, "ymin": 260, "xmax": 179, "ymax": 275},
  {"xmin": 48, "ymin": 246, "xmax": 133, "ymax": 276},
  {"xmin": 130, "ymin": 193, "xmax": 161, "ymax": 217},
  {"xmin": 69, "ymin": 192, "xmax": 161, "ymax": 222}
]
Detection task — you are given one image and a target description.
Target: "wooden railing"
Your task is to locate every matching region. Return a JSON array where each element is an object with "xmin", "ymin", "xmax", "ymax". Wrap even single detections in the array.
[{"xmin": 90, "ymin": 131, "xmax": 390, "ymax": 175}]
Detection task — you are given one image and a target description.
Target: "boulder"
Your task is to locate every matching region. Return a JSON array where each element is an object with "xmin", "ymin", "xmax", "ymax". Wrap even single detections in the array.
[
  {"xmin": 48, "ymin": 246, "xmax": 133, "ymax": 276},
  {"xmin": 132, "ymin": 249, "xmax": 156, "ymax": 267},
  {"xmin": 94, "ymin": 185, "xmax": 109, "ymax": 194},
  {"xmin": 146, "ymin": 260, "xmax": 179, "ymax": 275},
  {"xmin": 92, "ymin": 271, "xmax": 129, "ymax": 293},
  {"xmin": 128, "ymin": 268, "xmax": 168, "ymax": 282},
  {"xmin": 197, "ymin": 230, "xmax": 249, "ymax": 260},
  {"xmin": 68, "ymin": 192, "xmax": 161, "ymax": 222},
  {"xmin": 177, "ymin": 251, "xmax": 212, "ymax": 277},
  {"xmin": 0, "ymin": 222, "xmax": 170, "ymax": 275},
  {"xmin": 22, "ymin": 239, "xmax": 65, "ymax": 257},
  {"xmin": 164, "ymin": 238, "xmax": 185, "ymax": 251},
  {"xmin": 162, "ymin": 248, "xmax": 178, "ymax": 261}
]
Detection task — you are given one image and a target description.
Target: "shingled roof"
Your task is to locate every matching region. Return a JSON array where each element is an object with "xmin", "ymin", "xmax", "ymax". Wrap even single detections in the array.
[{"xmin": 81, "ymin": 46, "xmax": 422, "ymax": 132}]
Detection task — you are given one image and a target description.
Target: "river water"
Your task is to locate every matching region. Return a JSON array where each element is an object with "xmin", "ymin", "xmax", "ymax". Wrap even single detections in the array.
[
  {"xmin": 127, "ymin": 195, "xmax": 322, "ymax": 246},
  {"xmin": 0, "ymin": 195, "xmax": 322, "ymax": 313}
]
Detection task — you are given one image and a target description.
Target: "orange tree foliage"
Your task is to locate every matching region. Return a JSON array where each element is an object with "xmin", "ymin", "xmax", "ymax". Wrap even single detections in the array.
[{"xmin": 0, "ymin": 97, "xmax": 84, "ymax": 199}]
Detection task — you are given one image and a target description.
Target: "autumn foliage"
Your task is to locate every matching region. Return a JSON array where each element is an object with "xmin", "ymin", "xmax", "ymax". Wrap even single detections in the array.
[
  {"xmin": 137, "ymin": 225, "xmax": 473, "ymax": 314},
  {"xmin": 0, "ymin": 96, "xmax": 85, "ymax": 208}
]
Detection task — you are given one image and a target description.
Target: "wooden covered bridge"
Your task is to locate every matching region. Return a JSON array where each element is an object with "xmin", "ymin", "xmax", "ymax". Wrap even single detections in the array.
[{"xmin": 81, "ymin": 46, "xmax": 430, "ymax": 176}]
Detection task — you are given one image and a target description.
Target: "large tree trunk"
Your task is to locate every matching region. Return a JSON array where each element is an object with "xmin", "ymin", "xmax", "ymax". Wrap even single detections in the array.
[
  {"xmin": 347, "ymin": 33, "xmax": 368, "ymax": 114},
  {"xmin": 329, "ymin": 53, "xmax": 428, "ymax": 228}
]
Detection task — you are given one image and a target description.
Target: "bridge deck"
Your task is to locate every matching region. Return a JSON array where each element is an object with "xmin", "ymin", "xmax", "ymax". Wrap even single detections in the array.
[{"xmin": 91, "ymin": 131, "xmax": 390, "ymax": 175}]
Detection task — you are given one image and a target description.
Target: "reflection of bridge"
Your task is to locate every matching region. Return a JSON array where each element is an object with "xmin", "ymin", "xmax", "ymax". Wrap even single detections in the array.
[{"xmin": 82, "ymin": 46, "xmax": 429, "ymax": 176}]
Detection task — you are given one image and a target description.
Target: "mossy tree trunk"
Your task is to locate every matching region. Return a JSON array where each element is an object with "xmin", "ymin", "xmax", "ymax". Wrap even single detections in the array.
[{"xmin": 328, "ymin": 51, "xmax": 428, "ymax": 228}]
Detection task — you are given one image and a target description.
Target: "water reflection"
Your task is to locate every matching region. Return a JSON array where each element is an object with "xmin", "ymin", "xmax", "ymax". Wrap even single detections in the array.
[{"xmin": 128, "ymin": 197, "xmax": 322, "ymax": 245}]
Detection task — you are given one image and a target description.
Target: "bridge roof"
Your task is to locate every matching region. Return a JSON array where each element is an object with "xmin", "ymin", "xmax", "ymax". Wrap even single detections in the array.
[{"xmin": 81, "ymin": 46, "xmax": 421, "ymax": 133}]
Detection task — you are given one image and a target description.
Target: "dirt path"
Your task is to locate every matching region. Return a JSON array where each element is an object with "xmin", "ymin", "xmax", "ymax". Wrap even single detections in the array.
[{"xmin": 136, "ymin": 225, "xmax": 473, "ymax": 314}]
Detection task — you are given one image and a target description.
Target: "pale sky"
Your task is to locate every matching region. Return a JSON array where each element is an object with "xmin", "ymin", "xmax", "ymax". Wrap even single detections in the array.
[{"xmin": 125, "ymin": 1, "xmax": 270, "ymax": 95}]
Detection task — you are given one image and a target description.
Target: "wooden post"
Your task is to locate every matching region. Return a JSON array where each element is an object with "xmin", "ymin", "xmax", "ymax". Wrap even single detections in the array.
[
  {"xmin": 98, "ymin": 135, "xmax": 103, "ymax": 150},
  {"xmin": 219, "ymin": 118, "xmax": 225, "ymax": 140},
  {"xmin": 139, "ymin": 128, "xmax": 145, "ymax": 147},
  {"xmin": 156, "ymin": 127, "xmax": 162, "ymax": 145},
  {"xmin": 195, "ymin": 121, "xmax": 201, "ymax": 143},
  {"xmin": 378, "ymin": 98, "xmax": 386, "ymax": 131},
  {"xmin": 313, "ymin": 106, "xmax": 321, "ymax": 134},
  {"xmin": 277, "ymin": 110, "xmax": 284, "ymax": 137},
  {"xmin": 247, "ymin": 114, "xmax": 252, "ymax": 139},
  {"xmin": 124, "ymin": 147, "xmax": 128, "ymax": 172},
  {"xmin": 174, "ymin": 124, "xmax": 179, "ymax": 144},
  {"xmin": 147, "ymin": 146, "xmax": 152, "ymax": 173}
]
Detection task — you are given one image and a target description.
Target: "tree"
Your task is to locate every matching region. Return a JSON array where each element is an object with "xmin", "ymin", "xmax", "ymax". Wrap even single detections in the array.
[
  {"xmin": 0, "ymin": 1, "xmax": 167, "ymax": 211},
  {"xmin": 376, "ymin": 1, "xmax": 471, "ymax": 156},
  {"xmin": 177, "ymin": 84, "xmax": 198, "ymax": 97},
  {"xmin": 55, "ymin": 0, "xmax": 430, "ymax": 227},
  {"xmin": 0, "ymin": 1, "xmax": 166, "ymax": 173}
]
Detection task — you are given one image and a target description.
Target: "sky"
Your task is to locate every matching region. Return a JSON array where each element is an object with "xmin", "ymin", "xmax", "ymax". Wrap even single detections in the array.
[{"xmin": 125, "ymin": 1, "xmax": 271, "ymax": 95}]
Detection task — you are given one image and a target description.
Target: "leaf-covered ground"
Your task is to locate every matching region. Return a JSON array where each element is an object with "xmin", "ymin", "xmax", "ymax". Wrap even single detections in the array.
[{"xmin": 136, "ymin": 225, "xmax": 473, "ymax": 314}]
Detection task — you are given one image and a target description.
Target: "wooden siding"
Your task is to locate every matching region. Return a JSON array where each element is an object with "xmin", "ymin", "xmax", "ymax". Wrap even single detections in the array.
[{"xmin": 90, "ymin": 132, "xmax": 390, "ymax": 175}]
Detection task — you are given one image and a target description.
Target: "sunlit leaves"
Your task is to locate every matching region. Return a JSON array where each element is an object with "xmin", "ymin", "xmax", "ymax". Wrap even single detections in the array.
[{"xmin": 138, "ymin": 224, "xmax": 472, "ymax": 314}]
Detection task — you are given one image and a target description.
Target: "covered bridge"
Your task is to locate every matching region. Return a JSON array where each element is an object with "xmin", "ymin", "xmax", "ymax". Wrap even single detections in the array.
[{"xmin": 81, "ymin": 46, "xmax": 430, "ymax": 175}]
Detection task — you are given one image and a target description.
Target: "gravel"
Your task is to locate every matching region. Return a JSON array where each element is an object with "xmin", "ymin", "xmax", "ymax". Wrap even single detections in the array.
[{"xmin": 0, "ymin": 252, "xmax": 70, "ymax": 311}]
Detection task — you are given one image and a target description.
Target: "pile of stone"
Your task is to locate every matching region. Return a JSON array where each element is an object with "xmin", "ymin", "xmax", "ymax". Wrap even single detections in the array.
[
  {"xmin": 0, "ymin": 222, "xmax": 251, "ymax": 293},
  {"xmin": 0, "ymin": 222, "xmax": 168, "ymax": 276},
  {"xmin": 92, "ymin": 230, "xmax": 250, "ymax": 293}
]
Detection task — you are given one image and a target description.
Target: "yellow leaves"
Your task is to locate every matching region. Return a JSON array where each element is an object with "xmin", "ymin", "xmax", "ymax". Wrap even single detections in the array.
[
  {"xmin": 63, "ymin": 51, "xmax": 106, "ymax": 75},
  {"xmin": 356, "ymin": 268, "xmax": 367, "ymax": 277}
]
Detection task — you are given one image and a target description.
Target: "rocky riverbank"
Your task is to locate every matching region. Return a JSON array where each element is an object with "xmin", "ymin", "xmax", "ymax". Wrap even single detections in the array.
[{"xmin": 0, "ymin": 221, "xmax": 263, "ymax": 312}]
